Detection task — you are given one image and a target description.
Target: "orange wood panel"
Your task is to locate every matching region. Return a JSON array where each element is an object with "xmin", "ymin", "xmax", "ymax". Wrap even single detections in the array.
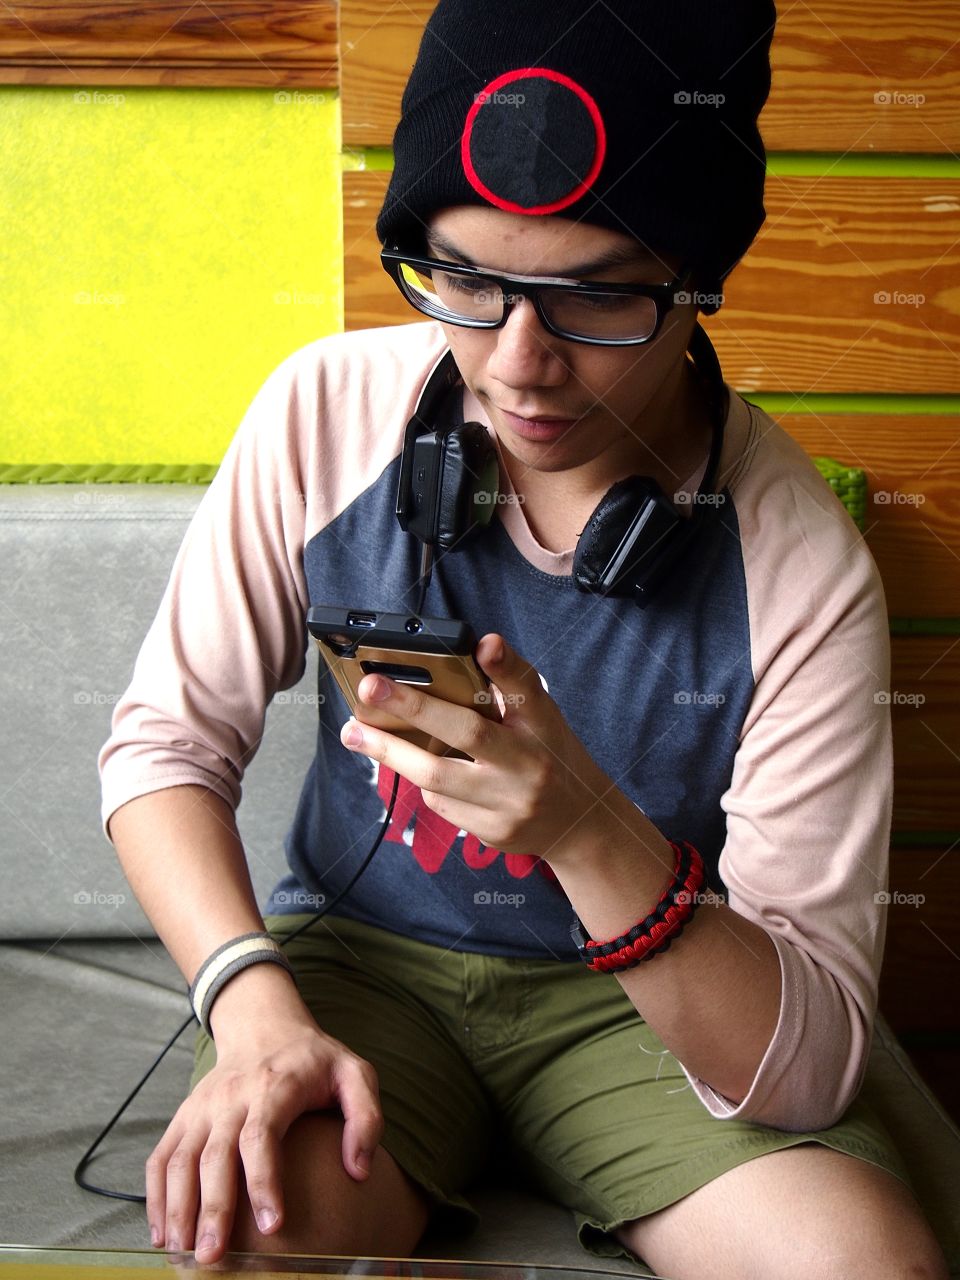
[
  {"xmin": 341, "ymin": 0, "xmax": 960, "ymax": 152},
  {"xmin": 0, "ymin": 1, "xmax": 337, "ymax": 87},
  {"xmin": 343, "ymin": 171, "xmax": 960, "ymax": 395},
  {"xmin": 777, "ymin": 414, "xmax": 960, "ymax": 620}
]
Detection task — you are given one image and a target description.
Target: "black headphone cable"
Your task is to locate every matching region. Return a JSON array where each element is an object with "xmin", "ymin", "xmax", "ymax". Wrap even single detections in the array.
[{"xmin": 73, "ymin": 766, "xmax": 402, "ymax": 1203}]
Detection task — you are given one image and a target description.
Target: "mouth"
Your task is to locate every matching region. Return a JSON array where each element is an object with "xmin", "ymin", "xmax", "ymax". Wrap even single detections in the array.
[{"xmin": 498, "ymin": 407, "xmax": 579, "ymax": 442}]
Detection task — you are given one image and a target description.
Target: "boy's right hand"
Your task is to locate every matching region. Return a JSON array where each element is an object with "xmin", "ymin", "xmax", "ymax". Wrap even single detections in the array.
[{"xmin": 146, "ymin": 998, "xmax": 382, "ymax": 1267}]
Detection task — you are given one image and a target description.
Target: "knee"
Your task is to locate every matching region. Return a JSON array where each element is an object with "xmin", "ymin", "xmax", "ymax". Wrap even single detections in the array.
[{"xmin": 225, "ymin": 1111, "xmax": 431, "ymax": 1258}]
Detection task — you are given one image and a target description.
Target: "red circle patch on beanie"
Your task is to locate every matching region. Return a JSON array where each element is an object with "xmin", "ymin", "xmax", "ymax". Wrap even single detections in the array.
[{"xmin": 460, "ymin": 67, "xmax": 606, "ymax": 216}]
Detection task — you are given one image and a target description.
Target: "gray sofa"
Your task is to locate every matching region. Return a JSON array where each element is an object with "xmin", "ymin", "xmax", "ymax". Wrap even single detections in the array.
[{"xmin": 1, "ymin": 481, "xmax": 958, "ymax": 1275}]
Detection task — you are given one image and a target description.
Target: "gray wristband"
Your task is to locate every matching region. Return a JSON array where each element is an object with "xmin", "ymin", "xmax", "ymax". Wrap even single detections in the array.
[{"xmin": 188, "ymin": 932, "xmax": 295, "ymax": 1037}]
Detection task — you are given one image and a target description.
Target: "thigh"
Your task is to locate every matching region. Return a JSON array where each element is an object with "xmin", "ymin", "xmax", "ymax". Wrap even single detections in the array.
[
  {"xmin": 499, "ymin": 970, "xmax": 925, "ymax": 1270},
  {"xmin": 189, "ymin": 912, "xmax": 494, "ymax": 1239},
  {"xmin": 614, "ymin": 1143, "xmax": 950, "ymax": 1280}
]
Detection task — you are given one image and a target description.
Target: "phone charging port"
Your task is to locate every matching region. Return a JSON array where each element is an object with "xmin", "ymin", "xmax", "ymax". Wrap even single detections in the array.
[{"xmin": 346, "ymin": 612, "xmax": 377, "ymax": 629}]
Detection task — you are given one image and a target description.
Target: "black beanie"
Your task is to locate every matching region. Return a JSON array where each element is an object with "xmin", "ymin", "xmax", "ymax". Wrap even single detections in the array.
[{"xmin": 376, "ymin": 1, "xmax": 776, "ymax": 316}]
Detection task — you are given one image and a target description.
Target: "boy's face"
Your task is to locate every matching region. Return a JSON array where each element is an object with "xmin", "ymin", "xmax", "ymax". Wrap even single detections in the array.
[{"xmin": 423, "ymin": 205, "xmax": 702, "ymax": 480}]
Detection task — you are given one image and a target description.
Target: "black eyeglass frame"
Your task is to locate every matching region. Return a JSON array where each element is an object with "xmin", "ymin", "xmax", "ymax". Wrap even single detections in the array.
[{"xmin": 380, "ymin": 245, "xmax": 697, "ymax": 348}]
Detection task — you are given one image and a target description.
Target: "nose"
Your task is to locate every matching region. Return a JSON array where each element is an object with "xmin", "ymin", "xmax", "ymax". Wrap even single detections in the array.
[{"xmin": 485, "ymin": 294, "xmax": 568, "ymax": 390}]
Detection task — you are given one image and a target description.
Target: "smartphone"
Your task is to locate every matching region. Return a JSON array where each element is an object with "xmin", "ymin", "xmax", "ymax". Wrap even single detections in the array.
[{"xmin": 306, "ymin": 605, "xmax": 503, "ymax": 761}]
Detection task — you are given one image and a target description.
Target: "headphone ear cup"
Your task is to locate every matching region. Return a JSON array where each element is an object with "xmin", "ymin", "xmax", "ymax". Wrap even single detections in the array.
[
  {"xmin": 572, "ymin": 475, "xmax": 681, "ymax": 594},
  {"xmin": 433, "ymin": 421, "xmax": 501, "ymax": 551}
]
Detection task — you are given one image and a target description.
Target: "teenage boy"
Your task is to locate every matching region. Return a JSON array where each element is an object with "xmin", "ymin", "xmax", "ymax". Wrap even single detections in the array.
[{"xmin": 99, "ymin": 2, "xmax": 949, "ymax": 1276}]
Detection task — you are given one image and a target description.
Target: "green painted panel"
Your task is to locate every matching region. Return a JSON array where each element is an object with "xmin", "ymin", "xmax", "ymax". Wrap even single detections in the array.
[{"xmin": 346, "ymin": 148, "xmax": 960, "ymax": 180}]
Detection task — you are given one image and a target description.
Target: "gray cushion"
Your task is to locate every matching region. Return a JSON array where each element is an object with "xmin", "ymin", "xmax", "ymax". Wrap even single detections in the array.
[{"xmin": 0, "ymin": 484, "xmax": 308, "ymax": 940}]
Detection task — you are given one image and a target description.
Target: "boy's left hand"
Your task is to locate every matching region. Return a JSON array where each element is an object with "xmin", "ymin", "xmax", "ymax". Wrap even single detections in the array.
[{"xmin": 339, "ymin": 631, "xmax": 623, "ymax": 863}]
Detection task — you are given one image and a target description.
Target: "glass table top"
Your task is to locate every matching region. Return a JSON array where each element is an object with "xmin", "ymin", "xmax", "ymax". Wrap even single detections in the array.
[{"xmin": 0, "ymin": 1250, "xmax": 661, "ymax": 1280}]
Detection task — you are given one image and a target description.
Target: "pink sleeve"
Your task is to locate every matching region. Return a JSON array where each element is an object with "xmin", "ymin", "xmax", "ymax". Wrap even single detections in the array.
[
  {"xmin": 678, "ymin": 421, "xmax": 893, "ymax": 1131},
  {"xmin": 97, "ymin": 350, "xmax": 311, "ymax": 841}
]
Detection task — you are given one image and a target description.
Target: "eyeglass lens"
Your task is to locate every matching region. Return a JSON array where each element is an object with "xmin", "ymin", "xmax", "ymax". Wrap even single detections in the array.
[{"xmin": 397, "ymin": 261, "xmax": 661, "ymax": 342}]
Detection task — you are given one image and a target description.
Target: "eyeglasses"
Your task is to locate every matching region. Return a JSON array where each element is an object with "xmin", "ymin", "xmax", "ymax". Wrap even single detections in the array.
[{"xmin": 380, "ymin": 245, "xmax": 695, "ymax": 347}]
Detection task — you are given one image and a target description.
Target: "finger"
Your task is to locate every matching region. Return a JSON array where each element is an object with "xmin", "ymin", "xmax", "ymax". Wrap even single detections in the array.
[
  {"xmin": 146, "ymin": 1130, "xmax": 179, "ymax": 1247},
  {"xmin": 341, "ymin": 707, "xmax": 483, "ymax": 793},
  {"xmin": 475, "ymin": 632, "xmax": 546, "ymax": 714},
  {"xmin": 194, "ymin": 1121, "xmax": 243, "ymax": 1265},
  {"xmin": 162, "ymin": 1135, "xmax": 206, "ymax": 1254},
  {"xmin": 332, "ymin": 1055, "xmax": 384, "ymax": 1181},
  {"xmin": 237, "ymin": 1108, "xmax": 286, "ymax": 1239},
  {"xmin": 345, "ymin": 677, "xmax": 499, "ymax": 774}
]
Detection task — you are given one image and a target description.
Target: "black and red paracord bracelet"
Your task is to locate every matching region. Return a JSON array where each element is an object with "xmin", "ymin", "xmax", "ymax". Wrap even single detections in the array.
[{"xmin": 570, "ymin": 840, "xmax": 706, "ymax": 973}]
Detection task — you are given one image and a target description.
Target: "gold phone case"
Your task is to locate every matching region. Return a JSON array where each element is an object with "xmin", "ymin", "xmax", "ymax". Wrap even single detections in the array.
[{"xmin": 314, "ymin": 637, "xmax": 502, "ymax": 760}]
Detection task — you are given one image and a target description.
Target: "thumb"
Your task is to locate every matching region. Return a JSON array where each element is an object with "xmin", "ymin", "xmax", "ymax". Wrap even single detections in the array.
[
  {"xmin": 476, "ymin": 633, "xmax": 546, "ymax": 707},
  {"xmin": 337, "ymin": 1069, "xmax": 384, "ymax": 1182}
]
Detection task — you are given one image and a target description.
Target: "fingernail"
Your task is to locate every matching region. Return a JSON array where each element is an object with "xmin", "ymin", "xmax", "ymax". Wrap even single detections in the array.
[
  {"xmin": 257, "ymin": 1207, "xmax": 279, "ymax": 1233},
  {"xmin": 166, "ymin": 1237, "xmax": 180, "ymax": 1253},
  {"xmin": 368, "ymin": 677, "xmax": 391, "ymax": 702},
  {"xmin": 488, "ymin": 637, "xmax": 504, "ymax": 663},
  {"xmin": 356, "ymin": 1149, "xmax": 372, "ymax": 1174},
  {"xmin": 342, "ymin": 722, "xmax": 363, "ymax": 747},
  {"xmin": 149, "ymin": 1226, "xmax": 160, "ymax": 1248},
  {"xmin": 196, "ymin": 1231, "xmax": 217, "ymax": 1254}
]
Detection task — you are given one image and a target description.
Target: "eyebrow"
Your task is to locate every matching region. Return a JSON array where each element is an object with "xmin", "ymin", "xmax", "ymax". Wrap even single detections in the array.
[{"xmin": 424, "ymin": 228, "xmax": 660, "ymax": 277}]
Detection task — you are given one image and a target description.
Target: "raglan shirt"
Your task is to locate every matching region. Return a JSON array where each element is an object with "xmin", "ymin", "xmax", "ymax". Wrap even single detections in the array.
[{"xmin": 98, "ymin": 319, "xmax": 893, "ymax": 1133}]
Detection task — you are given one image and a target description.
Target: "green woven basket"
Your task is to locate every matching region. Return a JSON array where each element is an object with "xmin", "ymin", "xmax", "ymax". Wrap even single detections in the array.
[{"xmin": 811, "ymin": 456, "xmax": 867, "ymax": 533}]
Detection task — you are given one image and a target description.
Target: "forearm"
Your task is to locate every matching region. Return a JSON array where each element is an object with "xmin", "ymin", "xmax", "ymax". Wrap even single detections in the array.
[
  {"xmin": 107, "ymin": 784, "xmax": 308, "ymax": 1042},
  {"xmin": 546, "ymin": 797, "xmax": 781, "ymax": 1105}
]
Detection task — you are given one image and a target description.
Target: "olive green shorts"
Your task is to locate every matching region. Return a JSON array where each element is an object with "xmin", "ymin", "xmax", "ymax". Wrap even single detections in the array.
[{"xmin": 189, "ymin": 912, "xmax": 915, "ymax": 1264}]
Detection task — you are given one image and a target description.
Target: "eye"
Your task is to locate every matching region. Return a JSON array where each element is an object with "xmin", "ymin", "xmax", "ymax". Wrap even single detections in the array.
[{"xmin": 570, "ymin": 293, "xmax": 633, "ymax": 311}]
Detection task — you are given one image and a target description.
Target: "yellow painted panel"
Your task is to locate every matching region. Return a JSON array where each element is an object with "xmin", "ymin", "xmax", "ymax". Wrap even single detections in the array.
[{"xmin": 0, "ymin": 86, "xmax": 343, "ymax": 465}]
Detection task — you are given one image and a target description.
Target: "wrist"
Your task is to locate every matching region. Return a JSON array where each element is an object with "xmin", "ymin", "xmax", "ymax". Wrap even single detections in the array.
[
  {"xmin": 546, "ymin": 789, "xmax": 665, "ymax": 870},
  {"xmin": 206, "ymin": 957, "xmax": 311, "ymax": 1046}
]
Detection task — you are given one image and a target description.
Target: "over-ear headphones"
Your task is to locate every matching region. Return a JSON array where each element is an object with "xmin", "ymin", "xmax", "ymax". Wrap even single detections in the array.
[{"xmin": 396, "ymin": 322, "xmax": 728, "ymax": 608}]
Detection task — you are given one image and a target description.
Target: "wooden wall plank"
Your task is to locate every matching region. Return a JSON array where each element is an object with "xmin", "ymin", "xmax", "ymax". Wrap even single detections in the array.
[
  {"xmin": 0, "ymin": 1, "xmax": 337, "ymax": 87},
  {"xmin": 343, "ymin": 170, "xmax": 960, "ymax": 396},
  {"xmin": 341, "ymin": 0, "xmax": 960, "ymax": 152},
  {"xmin": 778, "ymin": 414, "xmax": 960, "ymax": 620},
  {"xmin": 879, "ymin": 844, "xmax": 960, "ymax": 1033}
]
